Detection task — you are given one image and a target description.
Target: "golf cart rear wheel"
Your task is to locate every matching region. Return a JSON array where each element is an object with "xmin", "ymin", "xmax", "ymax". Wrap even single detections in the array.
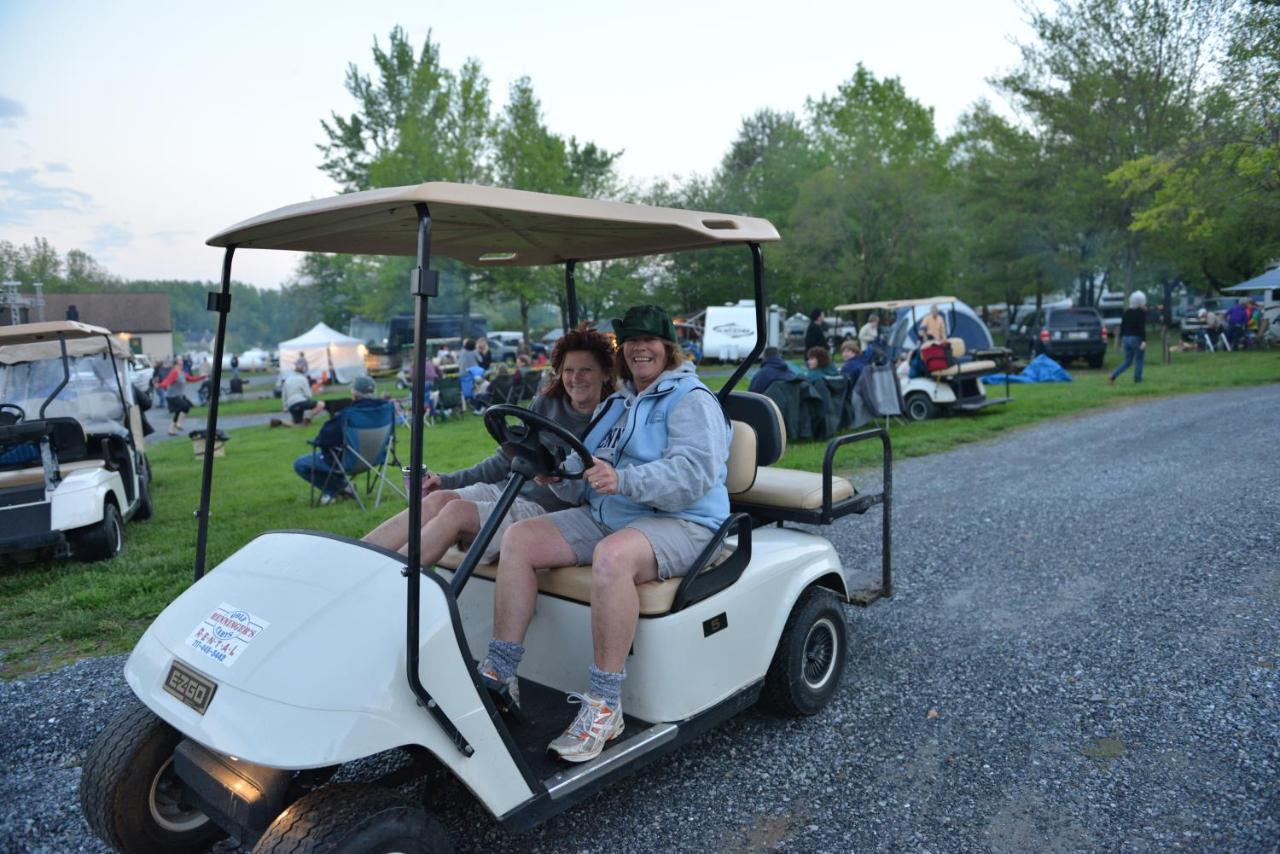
[
  {"xmin": 253, "ymin": 783, "xmax": 451, "ymax": 854},
  {"xmin": 74, "ymin": 502, "xmax": 124, "ymax": 562},
  {"xmin": 904, "ymin": 393, "xmax": 936, "ymax": 422},
  {"xmin": 79, "ymin": 699, "xmax": 225, "ymax": 854},
  {"xmin": 763, "ymin": 588, "xmax": 847, "ymax": 716},
  {"xmin": 134, "ymin": 456, "xmax": 154, "ymax": 521}
]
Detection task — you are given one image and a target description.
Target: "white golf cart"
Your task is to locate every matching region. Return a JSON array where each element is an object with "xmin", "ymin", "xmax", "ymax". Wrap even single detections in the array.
[
  {"xmin": 79, "ymin": 184, "xmax": 893, "ymax": 853},
  {"xmin": 0, "ymin": 321, "xmax": 153, "ymax": 563},
  {"xmin": 836, "ymin": 296, "xmax": 1013, "ymax": 422}
]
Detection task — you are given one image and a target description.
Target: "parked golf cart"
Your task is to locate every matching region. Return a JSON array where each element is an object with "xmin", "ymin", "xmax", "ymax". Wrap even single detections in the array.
[
  {"xmin": 0, "ymin": 321, "xmax": 153, "ymax": 564},
  {"xmin": 79, "ymin": 184, "xmax": 893, "ymax": 853},
  {"xmin": 837, "ymin": 296, "xmax": 1013, "ymax": 422}
]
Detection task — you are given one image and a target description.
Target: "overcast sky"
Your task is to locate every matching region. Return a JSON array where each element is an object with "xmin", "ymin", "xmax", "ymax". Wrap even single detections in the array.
[{"xmin": 0, "ymin": 0, "xmax": 1032, "ymax": 289}]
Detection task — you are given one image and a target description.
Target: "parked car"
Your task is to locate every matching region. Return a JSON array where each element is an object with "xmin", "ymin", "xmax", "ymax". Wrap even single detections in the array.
[
  {"xmin": 1007, "ymin": 306, "xmax": 1108, "ymax": 367},
  {"xmin": 486, "ymin": 331, "xmax": 524, "ymax": 362}
]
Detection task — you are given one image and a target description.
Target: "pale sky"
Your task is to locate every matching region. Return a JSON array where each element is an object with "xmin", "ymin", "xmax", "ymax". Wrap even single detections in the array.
[{"xmin": 0, "ymin": 0, "xmax": 1031, "ymax": 288}]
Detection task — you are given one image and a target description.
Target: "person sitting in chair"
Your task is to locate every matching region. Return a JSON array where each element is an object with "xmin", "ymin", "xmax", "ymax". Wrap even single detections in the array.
[
  {"xmin": 291, "ymin": 375, "xmax": 393, "ymax": 504},
  {"xmin": 272, "ymin": 358, "xmax": 325, "ymax": 428},
  {"xmin": 363, "ymin": 324, "xmax": 615, "ymax": 564},
  {"xmin": 479, "ymin": 305, "xmax": 730, "ymax": 763},
  {"xmin": 748, "ymin": 346, "xmax": 798, "ymax": 393}
]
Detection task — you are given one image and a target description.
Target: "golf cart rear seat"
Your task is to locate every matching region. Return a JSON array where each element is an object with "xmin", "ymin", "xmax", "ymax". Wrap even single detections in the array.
[
  {"xmin": 0, "ymin": 417, "xmax": 91, "ymax": 486},
  {"xmin": 725, "ymin": 392, "xmax": 887, "ymax": 525},
  {"xmin": 928, "ymin": 337, "xmax": 997, "ymax": 378}
]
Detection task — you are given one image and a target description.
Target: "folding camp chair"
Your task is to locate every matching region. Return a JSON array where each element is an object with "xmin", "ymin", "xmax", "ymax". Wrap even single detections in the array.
[
  {"xmin": 485, "ymin": 373, "xmax": 518, "ymax": 406},
  {"xmin": 308, "ymin": 401, "xmax": 405, "ymax": 510},
  {"xmin": 515, "ymin": 369, "xmax": 543, "ymax": 403},
  {"xmin": 433, "ymin": 375, "xmax": 462, "ymax": 422}
]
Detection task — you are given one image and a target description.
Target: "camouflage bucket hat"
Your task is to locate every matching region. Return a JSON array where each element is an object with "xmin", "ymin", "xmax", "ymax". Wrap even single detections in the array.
[{"xmin": 610, "ymin": 305, "xmax": 677, "ymax": 344}]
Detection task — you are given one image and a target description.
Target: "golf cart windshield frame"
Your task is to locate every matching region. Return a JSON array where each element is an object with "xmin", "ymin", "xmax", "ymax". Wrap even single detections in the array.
[{"xmin": 197, "ymin": 184, "xmax": 777, "ymax": 760}]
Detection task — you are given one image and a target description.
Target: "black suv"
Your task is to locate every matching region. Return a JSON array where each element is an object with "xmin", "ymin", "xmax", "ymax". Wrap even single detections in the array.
[{"xmin": 1007, "ymin": 306, "xmax": 1107, "ymax": 367}]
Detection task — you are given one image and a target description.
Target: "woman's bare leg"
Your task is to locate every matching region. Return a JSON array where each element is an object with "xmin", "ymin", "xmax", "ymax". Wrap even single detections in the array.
[
  {"xmin": 493, "ymin": 517, "xmax": 577, "ymax": 644},
  {"xmin": 363, "ymin": 490, "xmax": 460, "ymax": 551}
]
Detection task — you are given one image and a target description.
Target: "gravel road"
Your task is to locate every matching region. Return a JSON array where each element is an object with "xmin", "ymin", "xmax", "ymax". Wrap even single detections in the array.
[{"xmin": 3, "ymin": 384, "xmax": 1277, "ymax": 852}]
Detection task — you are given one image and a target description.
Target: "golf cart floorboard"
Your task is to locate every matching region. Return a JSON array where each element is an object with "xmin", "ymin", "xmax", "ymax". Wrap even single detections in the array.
[
  {"xmin": 952, "ymin": 395, "xmax": 1010, "ymax": 411},
  {"xmin": 506, "ymin": 676, "xmax": 654, "ymax": 781}
]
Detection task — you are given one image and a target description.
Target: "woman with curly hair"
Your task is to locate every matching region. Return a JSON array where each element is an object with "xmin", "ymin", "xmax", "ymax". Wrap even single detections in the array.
[{"xmin": 363, "ymin": 324, "xmax": 615, "ymax": 565}]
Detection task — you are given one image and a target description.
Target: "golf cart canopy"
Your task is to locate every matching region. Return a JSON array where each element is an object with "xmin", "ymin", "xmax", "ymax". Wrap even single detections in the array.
[
  {"xmin": 207, "ymin": 182, "xmax": 780, "ymax": 265},
  {"xmin": 834, "ymin": 296, "xmax": 960, "ymax": 312},
  {"xmin": 0, "ymin": 321, "xmax": 130, "ymax": 363}
]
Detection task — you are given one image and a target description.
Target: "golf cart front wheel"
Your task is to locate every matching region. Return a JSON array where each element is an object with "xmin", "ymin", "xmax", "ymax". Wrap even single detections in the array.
[
  {"xmin": 763, "ymin": 588, "xmax": 848, "ymax": 716},
  {"xmin": 79, "ymin": 699, "xmax": 225, "ymax": 854},
  {"xmin": 253, "ymin": 783, "xmax": 451, "ymax": 854},
  {"xmin": 904, "ymin": 393, "xmax": 937, "ymax": 422},
  {"xmin": 74, "ymin": 502, "xmax": 124, "ymax": 562}
]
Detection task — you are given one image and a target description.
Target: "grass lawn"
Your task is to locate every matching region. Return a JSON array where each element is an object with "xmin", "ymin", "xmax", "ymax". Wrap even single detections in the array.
[{"xmin": 1, "ymin": 348, "xmax": 1276, "ymax": 678}]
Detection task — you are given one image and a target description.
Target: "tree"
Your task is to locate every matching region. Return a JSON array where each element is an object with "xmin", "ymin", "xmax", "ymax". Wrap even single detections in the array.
[{"xmin": 997, "ymin": 0, "xmax": 1230, "ymax": 299}]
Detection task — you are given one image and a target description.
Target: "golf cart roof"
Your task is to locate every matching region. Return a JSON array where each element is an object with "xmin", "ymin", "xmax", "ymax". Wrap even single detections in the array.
[
  {"xmin": 207, "ymin": 182, "xmax": 780, "ymax": 265},
  {"xmin": 834, "ymin": 296, "xmax": 960, "ymax": 312},
  {"xmin": 0, "ymin": 321, "xmax": 130, "ymax": 363}
]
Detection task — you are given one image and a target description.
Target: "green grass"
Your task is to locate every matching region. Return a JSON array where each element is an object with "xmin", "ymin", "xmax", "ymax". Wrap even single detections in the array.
[{"xmin": 1, "ymin": 348, "xmax": 1275, "ymax": 678}]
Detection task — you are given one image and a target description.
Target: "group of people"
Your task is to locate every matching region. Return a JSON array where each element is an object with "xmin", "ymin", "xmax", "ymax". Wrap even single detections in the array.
[
  {"xmin": 1196, "ymin": 297, "xmax": 1268, "ymax": 352},
  {"xmin": 361, "ymin": 305, "xmax": 730, "ymax": 763}
]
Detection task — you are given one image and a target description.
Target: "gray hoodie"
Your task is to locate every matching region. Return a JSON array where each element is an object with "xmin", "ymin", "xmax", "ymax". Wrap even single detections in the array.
[
  {"xmin": 439, "ymin": 393, "xmax": 594, "ymax": 510},
  {"xmin": 550, "ymin": 361, "xmax": 730, "ymax": 521}
]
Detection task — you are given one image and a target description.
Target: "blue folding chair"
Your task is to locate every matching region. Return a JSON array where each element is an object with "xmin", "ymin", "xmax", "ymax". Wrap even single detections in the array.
[{"xmin": 308, "ymin": 401, "xmax": 403, "ymax": 509}]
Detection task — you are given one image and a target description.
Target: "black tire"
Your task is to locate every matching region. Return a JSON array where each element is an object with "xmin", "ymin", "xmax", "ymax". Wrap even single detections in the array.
[
  {"xmin": 1087, "ymin": 353, "xmax": 1105, "ymax": 369},
  {"xmin": 253, "ymin": 784, "xmax": 451, "ymax": 854},
  {"xmin": 1055, "ymin": 353, "xmax": 1072, "ymax": 366},
  {"xmin": 79, "ymin": 700, "xmax": 225, "ymax": 854},
  {"xmin": 904, "ymin": 393, "xmax": 936, "ymax": 422},
  {"xmin": 74, "ymin": 501, "xmax": 124, "ymax": 562},
  {"xmin": 762, "ymin": 588, "xmax": 848, "ymax": 717},
  {"xmin": 133, "ymin": 457, "xmax": 154, "ymax": 521}
]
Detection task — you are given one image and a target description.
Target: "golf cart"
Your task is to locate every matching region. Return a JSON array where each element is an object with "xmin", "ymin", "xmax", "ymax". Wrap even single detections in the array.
[
  {"xmin": 0, "ymin": 321, "xmax": 153, "ymax": 564},
  {"xmin": 836, "ymin": 296, "xmax": 1013, "ymax": 422},
  {"xmin": 79, "ymin": 183, "xmax": 893, "ymax": 853}
]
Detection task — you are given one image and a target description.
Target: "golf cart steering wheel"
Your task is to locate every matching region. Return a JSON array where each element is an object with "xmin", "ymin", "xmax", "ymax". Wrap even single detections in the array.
[
  {"xmin": 483, "ymin": 404, "xmax": 592, "ymax": 481},
  {"xmin": 0, "ymin": 403, "xmax": 25, "ymax": 427}
]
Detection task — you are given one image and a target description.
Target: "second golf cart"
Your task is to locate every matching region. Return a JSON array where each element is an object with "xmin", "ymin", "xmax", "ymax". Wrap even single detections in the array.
[
  {"xmin": 0, "ymin": 320, "xmax": 153, "ymax": 563},
  {"xmin": 79, "ymin": 183, "xmax": 893, "ymax": 852}
]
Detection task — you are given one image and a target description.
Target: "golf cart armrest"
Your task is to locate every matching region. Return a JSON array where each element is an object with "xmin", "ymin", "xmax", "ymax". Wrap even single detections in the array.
[
  {"xmin": 821, "ymin": 427, "xmax": 891, "ymax": 524},
  {"xmin": 671, "ymin": 513, "xmax": 753, "ymax": 613}
]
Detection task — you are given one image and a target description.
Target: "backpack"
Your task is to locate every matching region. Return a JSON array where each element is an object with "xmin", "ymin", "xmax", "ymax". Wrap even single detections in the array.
[{"xmin": 921, "ymin": 342, "xmax": 950, "ymax": 373}]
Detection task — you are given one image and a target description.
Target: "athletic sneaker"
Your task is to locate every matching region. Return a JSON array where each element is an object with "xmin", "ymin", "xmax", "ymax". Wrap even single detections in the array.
[
  {"xmin": 477, "ymin": 657, "xmax": 521, "ymax": 712},
  {"xmin": 547, "ymin": 692, "xmax": 624, "ymax": 763}
]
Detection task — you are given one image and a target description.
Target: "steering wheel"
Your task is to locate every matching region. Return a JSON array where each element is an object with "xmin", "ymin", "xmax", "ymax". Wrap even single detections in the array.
[
  {"xmin": 0, "ymin": 403, "xmax": 26, "ymax": 427},
  {"xmin": 483, "ymin": 404, "xmax": 592, "ymax": 480}
]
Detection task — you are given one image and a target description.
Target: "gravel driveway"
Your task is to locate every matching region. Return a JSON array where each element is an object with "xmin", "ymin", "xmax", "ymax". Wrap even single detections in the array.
[{"xmin": 3, "ymin": 384, "xmax": 1277, "ymax": 852}]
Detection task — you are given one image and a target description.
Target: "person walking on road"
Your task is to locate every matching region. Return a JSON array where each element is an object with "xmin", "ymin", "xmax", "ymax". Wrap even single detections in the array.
[{"xmin": 1109, "ymin": 291, "xmax": 1147, "ymax": 385}]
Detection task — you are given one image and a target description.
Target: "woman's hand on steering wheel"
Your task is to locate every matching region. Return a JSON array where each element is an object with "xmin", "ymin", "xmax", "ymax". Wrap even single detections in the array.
[{"xmin": 584, "ymin": 457, "xmax": 619, "ymax": 495}]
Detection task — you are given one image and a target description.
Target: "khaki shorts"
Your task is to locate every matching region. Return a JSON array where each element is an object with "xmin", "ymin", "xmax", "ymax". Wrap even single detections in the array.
[
  {"xmin": 452, "ymin": 482, "xmax": 548, "ymax": 564},
  {"xmin": 545, "ymin": 505, "xmax": 716, "ymax": 580}
]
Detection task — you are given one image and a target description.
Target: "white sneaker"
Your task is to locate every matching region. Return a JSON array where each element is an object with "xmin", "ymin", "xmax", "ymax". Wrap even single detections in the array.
[
  {"xmin": 547, "ymin": 692, "xmax": 624, "ymax": 763},
  {"xmin": 477, "ymin": 657, "xmax": 521, "ymax": 712}
]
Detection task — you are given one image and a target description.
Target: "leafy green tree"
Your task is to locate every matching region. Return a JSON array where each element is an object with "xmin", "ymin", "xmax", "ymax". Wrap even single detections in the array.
[{"xmin": 997, "ymin": 0, "xmax": 1229, "ymax": 300}]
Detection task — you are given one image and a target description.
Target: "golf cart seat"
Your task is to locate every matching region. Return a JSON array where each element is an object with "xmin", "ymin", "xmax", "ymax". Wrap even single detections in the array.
[
  {"xmin": 435, "ymin": 545, "xmax": 735, "ymax": 616},
  {"xmin": 928, "ymin": 337, "xmax": 997, "ymax": 378},
  {"xmin": 724, "ymin": 392, "xmax": 877, "ymax": 524}
]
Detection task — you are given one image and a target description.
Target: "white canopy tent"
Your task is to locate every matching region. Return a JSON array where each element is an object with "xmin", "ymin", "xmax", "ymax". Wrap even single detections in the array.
[{"xmin": 277, "ymin": 323, "xmax": 367, "ymax": 384}]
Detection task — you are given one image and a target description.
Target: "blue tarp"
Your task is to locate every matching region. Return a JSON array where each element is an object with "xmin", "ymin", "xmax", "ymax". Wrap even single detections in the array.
[{"xmin": 986, "ymin": 354, "xmax": 1073, "ymax": 384}]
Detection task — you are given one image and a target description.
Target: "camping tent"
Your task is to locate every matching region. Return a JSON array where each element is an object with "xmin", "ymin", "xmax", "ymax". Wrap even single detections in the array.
[
  {"xmin": 277, "ymin": 323, "xmax": 367, "ymax": 383},
  {"xmin": 883, "ymin": 298, "xmax": 995, "ymax": 357}
]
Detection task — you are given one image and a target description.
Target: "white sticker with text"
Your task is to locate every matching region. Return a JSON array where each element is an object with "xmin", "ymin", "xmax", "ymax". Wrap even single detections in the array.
[{"xmin": 185, "ymin": 603, "xmax": 269, "ymax": 668}]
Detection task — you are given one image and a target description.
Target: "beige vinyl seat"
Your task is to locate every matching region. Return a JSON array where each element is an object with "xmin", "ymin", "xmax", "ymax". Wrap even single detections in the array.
[{"xmin": 928, "ymin": 337, "xmax": 997, "ymax": 378}]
